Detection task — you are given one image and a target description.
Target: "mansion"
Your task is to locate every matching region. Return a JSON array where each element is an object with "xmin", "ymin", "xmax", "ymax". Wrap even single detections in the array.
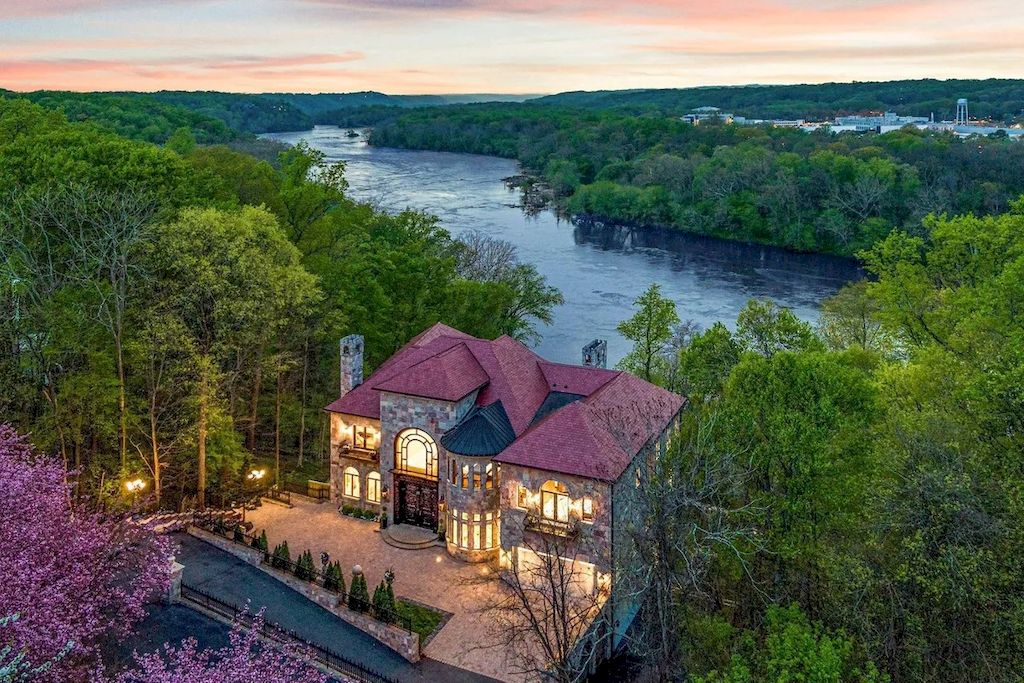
[{"xmin": 324, "ymin": 323, "xmax": 683, "ymax": 653}]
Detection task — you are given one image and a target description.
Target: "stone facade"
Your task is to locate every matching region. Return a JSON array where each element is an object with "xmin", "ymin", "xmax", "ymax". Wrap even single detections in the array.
[
  {"xmin": 379, "ymin": 390, "xmax": 476, "ymax": 531},
  {"xmin": 329, "ymin": 412, "xmax": 383, "ymax": 512},
  {"xmin": 499, "ymin": 464, "xmax": 614, "ymax": 577},
  {"xmin": 444, "ymin": 454, "xmax": 501, "ymax": 562}
]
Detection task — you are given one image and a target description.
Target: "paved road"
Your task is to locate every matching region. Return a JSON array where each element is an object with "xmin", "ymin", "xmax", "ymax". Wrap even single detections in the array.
[{"xmin": 173, "ymin": 533, "xmax": 498, "ymax": 683}]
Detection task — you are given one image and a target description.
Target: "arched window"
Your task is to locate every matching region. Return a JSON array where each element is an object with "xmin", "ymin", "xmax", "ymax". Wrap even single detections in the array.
[
  {"xmin": 366, "ymin": 471, "xmax": 381, "ymax": 503},
  {"xmin": 541, "ymin": 480, "xmax": 569, "ymax": 523},
  {"xmin": 396, "ymin": 429, "xmax": 437, "ymax": 477},
  {"xmin": 343, "ymin": 467, "xmax": 360, "ymax": 499}
]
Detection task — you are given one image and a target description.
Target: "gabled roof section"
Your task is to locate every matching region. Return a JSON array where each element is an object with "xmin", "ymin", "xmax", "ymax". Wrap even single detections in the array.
[
  {"xmin": 324, "ymin": 322, "xmax": 473, "ymax": 419},
  {"xmin": 494, "ymin": 373, "xmax": 685, "ymax": 482},
  {"xmin": 375, "ymin": 343, "xmax": 489, "ymax": 402},
  {"xmin": 441, "ymin": 401, "xmax": 516, "ymax": 456},
  {"xmin": 530, "ymin": 391, "xmax": 586, "ymax": 425}
]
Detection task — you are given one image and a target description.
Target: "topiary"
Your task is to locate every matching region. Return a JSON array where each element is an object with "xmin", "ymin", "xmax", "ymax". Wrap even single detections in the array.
[
  {"xmin": 295, "ymin": 549, "xmax": 315, "ymax": 581},
  {"xmin": 348, "ymin": 571, "xmax": 370, "ymax": 612},
  {"xmin": 324, "ymin": 560, "xmax": 346, "ymax": 594}
]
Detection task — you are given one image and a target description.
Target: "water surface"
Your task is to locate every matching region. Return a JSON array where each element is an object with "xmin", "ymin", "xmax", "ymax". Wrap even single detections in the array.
[{"xmin": 264, "ymin": 126, "xmax": 862, "ymax": 364}]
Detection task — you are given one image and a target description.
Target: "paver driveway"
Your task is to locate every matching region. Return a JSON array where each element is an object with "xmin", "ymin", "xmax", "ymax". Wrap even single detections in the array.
[{"xmin": 245, "ymin": 497, "xmax": 523, "ymax": 682}]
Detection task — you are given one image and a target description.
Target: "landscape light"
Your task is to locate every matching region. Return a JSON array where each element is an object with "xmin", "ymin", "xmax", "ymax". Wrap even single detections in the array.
[{"xmin": 125, "ymin": 478, "xmax": 145, "ymax": 493}]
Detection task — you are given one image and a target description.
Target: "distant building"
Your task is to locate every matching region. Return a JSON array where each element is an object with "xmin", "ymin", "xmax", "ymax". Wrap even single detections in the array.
[
  {"xmin": 834, "ymin": 111, "xmax": 929, "ymax": 129},
  {"xmin": 682, "ymin": 106, "xmax": 734, "ymax": 124}
]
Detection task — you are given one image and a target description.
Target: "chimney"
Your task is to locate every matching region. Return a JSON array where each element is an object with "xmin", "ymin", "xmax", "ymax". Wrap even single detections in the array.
[
  {"xmin": 582, "ymin": 339, "xmax": 607, "ymax": 369},
  {"xmin": 339, "ymin": 334, "xmax": 364, "ymax": 396}
]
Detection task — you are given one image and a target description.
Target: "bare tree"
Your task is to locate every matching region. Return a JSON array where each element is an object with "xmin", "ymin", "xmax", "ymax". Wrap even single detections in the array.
[
  {"xmin": 475, "ymin": 522, "xmax": 613, "ymax": 683},
  {"xmin": 455, "ymin": 230, "xmax": 519, "ymax": 282},
  {"xmin": 618, "ymin": 408, "xmax": 760, "ymax": 682}
]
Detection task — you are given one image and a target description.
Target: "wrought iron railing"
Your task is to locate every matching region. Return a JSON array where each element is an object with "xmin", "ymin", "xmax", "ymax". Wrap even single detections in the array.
[
  {"xmin": 524, "ymin": 511, "xmax": 581, "ymax": 538},
  {"xmin": 180, "ymin": 581, "xmax": 399, "ymax": 683}
]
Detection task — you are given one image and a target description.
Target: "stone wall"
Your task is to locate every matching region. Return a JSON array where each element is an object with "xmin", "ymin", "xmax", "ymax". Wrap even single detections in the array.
[
  {"xmin": 187, "ymin": 526, "xmax": 421, "ymax": 662},
  {"xmin": 329, "ymin": 413, "xmax": 383, "ymax": 511},
  {"xmin": 499, "ymin": 465, "xmax": 614, "ymax": 572},
  {"xmin": 445, "ymin": 454, "xmax": 500, "ymax": 562},
  {"xmin": 379, "ymin": 390, "xmax": 476, "ymax": 526}
]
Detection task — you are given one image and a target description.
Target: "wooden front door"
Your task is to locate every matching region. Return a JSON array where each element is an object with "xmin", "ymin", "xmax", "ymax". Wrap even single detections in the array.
[{"xmin": 396, "ymin": 476, "xmax": 437, "ymax": 529}]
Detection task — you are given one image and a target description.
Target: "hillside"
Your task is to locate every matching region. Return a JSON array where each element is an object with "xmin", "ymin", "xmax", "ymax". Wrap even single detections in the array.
[{"xmin": 534, "ymin": 78, "xmax": 1024, "ymax": 122}]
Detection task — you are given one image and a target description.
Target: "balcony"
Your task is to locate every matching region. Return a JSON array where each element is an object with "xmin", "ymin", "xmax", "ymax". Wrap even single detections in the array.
[
  {"xmin": 335, "ymin": 443, "xmax": 379, "ymax": 461},
  {"xmin": 524, "ymin": 511, "xmax": 581, "ymax": 539}
]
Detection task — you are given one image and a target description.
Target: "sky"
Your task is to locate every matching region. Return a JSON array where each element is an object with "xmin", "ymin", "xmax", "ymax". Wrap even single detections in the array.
[{"xmin": 2, "ymin": 0, "xmax": 1023, "ymax": 94}]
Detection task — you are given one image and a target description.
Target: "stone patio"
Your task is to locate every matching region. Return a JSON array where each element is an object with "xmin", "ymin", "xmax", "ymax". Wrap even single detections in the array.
[{"xmin": 245, "ymin": 497, "xmax": 522, "ymax": 682}]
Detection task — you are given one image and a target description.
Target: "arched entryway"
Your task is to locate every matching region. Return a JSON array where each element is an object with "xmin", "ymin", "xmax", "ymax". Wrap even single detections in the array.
[{"xmin": 393, "ymin": 428, "xmax": 439, "ymax": 530}]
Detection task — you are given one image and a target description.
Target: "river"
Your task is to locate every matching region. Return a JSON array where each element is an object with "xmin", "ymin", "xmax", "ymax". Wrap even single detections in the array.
[{"xmin": 263, "ymin": 126, "xmax": 863, "ymax": 365}]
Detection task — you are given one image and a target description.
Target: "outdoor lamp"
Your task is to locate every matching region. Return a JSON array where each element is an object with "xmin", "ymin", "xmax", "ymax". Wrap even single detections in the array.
[{"xmin": 125, "ymin": 478, "xmax": 145, "ymax": 493}]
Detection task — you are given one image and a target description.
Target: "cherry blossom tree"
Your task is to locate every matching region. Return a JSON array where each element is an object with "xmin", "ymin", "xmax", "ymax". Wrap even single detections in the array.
[
  {"xmin": 0, "ymin": 423, "xmax": 172, "ymax": 681},
  {"xmin": 112, "ymin": 611, "xmax": 329, "ymax": 683}
]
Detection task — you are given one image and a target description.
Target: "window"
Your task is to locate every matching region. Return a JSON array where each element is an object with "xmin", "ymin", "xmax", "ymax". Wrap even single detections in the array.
[
  {"xmin": 461, "ymin": 465, "xmax": 469, "ymax": 489},
  {"xmin": 485, "ymin": 463, "xmax": 494, "ymax": 489},
  {"xmin": 582, "ymin": 496, "xmax": 594, "ymax": 522},
  {"xmin": 472, "ymin": 465, "xmax": 482, "ymax": 491},
  {"xmin": 517, "ymin": 485, "xmax": 528, "ymax": 509},
  {"xmin": 448, "ymin": 509, "xmax": 498, "ymax": 551},
  {"xmin": 541, "ymin": 480, "xmax": 570, "ymax": 523},
  {"xmin": 353, "ymin": 425, "xmax": 373, "ymax": 449},
  {"xmin": 366, "ymin": 471, "xmax": 381, "ymax": 503},
  {"xmin": 343, "ymin": 467, "xmax": 360, "ymax": 499},
  {"xmin": 396, "ymin": 429, "xmax": 437, "ymax": 477},
  {"xmin": 450, "ymin": 459, "xmax": 458, "ymax": 484}
]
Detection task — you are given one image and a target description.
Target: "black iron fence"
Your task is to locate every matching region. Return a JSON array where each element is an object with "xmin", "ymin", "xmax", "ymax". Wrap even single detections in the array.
[
  {"xmin": 282, "ymin": 480, "xmax": 330, "ymax": 501},
  {"xmin": 181, "ymin": 582, "xmax": 399, "ymax": 683},
  {"xmin": 190, "ymin": 512, "xmax": 413, "ymax": 633},
  {"xmin": 264, "ymin": 485, "xmax": 292, "ymax": 505}
]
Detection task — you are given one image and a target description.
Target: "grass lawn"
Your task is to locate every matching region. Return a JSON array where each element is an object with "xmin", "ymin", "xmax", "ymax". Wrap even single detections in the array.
[{"xmin": 395, "ymin": 599, "xmax": 446, "ymax": 642}]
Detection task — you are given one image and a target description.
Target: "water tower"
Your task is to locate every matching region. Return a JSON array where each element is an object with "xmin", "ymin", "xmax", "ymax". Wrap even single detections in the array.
[{"xmin": 955, "ymin": 98, "xmax": 969, "ymax": 126}]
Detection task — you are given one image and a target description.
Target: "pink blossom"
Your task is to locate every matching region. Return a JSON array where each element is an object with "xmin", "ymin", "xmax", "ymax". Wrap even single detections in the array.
[
  {"xmin": 0, "ymin": 424, "xmax": 171, "ymax": 681},
  {"xmin": 112, "ymin": 611, "xmax": 329, "ymax": 683}
]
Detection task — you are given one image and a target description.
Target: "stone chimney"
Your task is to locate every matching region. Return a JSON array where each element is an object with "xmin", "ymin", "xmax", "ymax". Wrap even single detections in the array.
[
  {"xmin": 339, "ymin": 334, "xmax": 364, "ymax": 396},
  {"xmin": 582, "ymin": 339, "xmax": 607, "ymax": 369}
]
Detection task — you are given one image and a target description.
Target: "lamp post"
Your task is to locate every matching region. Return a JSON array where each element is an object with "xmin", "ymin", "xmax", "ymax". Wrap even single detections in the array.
[
  {"xmin": 242, "ymin": 469, "xmax": 266, "ymax": 525},
  {"xmin": 125, "ymin": 478, "xmax": 146, "ymax": 505}
]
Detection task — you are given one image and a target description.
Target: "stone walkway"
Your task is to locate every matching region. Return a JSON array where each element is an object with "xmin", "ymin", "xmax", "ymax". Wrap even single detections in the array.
[
  {"xmin": 245, "ymin": 498, "xmax": 523, "ymax": 682},
  {"xmin": 174, "ymin": 533, "xmax": 497, "ymax": 683}
]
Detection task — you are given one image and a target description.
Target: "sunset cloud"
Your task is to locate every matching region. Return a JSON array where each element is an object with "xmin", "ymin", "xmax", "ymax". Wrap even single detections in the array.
[{"xmin": 2, "ymin": 0, "xmax": 1021, "ymax": 93}]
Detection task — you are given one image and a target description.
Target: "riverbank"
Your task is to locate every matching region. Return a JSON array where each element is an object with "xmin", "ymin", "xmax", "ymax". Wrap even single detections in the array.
[{"xmin": 262, "ymin": 126, "xmax": 862, "ymax": 364}]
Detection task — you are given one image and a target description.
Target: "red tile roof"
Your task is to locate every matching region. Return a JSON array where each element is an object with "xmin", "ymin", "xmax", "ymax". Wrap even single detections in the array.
[
  {"xmin": 324, "ymin": 322, "xmax": 685, "ymax": 482},
  {"xmin": 374, "ymin": 343, "xmax": 489, "ymax": 402}
]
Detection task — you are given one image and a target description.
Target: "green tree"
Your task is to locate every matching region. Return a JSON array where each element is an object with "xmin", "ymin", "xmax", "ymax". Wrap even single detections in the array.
[{"xmin": 617, "ymin": 283, "xmax": 680, "ymax": 383}]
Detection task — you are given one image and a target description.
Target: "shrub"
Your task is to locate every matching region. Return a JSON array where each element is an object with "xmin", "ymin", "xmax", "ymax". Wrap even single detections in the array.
[
  {"xmin": 348, "ymin": 572, "xmax": 370, "ymax": 612},
  {"xmin": 233, "ymin": 525, "xmax": 245, "ymax": 543},
  {"xmin": 251, "ymin": 529, "xmax": 269, "ymax": 554},
  {"xmin": 294, "ymin": 549, "xmax": 316, "ymax": 581},
  {"xmin": 271, "ymin": 541, "xmax": 291, "ymax": 570},
  {"xmin": 324, "ymin": 561, "xmax": 346, "ymax": 594}
]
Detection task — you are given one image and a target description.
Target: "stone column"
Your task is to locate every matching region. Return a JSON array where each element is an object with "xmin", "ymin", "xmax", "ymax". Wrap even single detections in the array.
[{"xmin": 166, "ymin": 557, "xmax": 184, "ymax": 604}]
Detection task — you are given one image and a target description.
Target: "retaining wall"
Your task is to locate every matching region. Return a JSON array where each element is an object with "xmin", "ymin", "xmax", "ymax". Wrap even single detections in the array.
[{"xmin": 187, "ymin": 526, "xmax": 421, "ymax": 662}]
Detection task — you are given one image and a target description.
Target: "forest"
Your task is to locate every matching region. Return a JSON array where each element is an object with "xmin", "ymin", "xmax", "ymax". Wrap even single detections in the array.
[
  {"xmin": 368, "ymin": 104, "xmax": 1024, "ymax": 255},
  {"xmin": 0, "ymin": 97, "xmax": 560, "ymax": 510},
  {"xmin": 608, "ymin": 197, "xmax": 1024, "ymax": 682},
  {"xmin": 533, "ymin": 78, "xmax": 1024, "ymax": 122}
]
